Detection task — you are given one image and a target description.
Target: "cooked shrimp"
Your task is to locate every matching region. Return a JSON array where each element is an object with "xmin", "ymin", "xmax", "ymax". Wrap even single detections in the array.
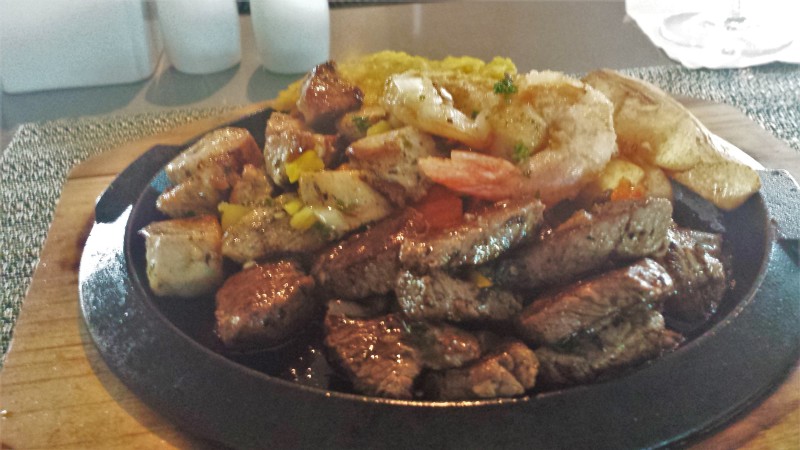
[
  {"xmin": 383, "ymin": 71, "xmax": 491, "ymax": 149},
  {"xmin": 418, "ymin": 71, "xmax": 617, "ymax": 205}
]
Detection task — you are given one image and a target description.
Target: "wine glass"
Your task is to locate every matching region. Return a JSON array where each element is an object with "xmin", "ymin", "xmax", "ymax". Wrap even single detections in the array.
[{"xmin": 659, "ymin": 0, "xmax": 793, "ymax": 56}]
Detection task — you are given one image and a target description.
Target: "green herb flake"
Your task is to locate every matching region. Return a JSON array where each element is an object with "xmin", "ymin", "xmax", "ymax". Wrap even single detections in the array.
[
  {"xmin": 493, "ymin": 74, "xmax": 517, "ymax": 97},
  {"xmin": 512, "ymin": 142, "xmax": 531, "ymax": 163},
  {"xmin": 352, "ymin": 116, "xmax": 370, "ymax": 133}
]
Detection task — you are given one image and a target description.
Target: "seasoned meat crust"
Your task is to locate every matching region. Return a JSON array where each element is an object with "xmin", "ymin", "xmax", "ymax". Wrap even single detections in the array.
[
  {"xmin": 657, "ymin": 227, "xmax": 728, "ymax": 323},
  {"xmin": 157, "ymin": 127, "xmax": 264, "ymax": 218},
  {"xmin": 515, "ymin": 258, "xmax": 674, "ymax": 346},
  {"xmin": 536, "ymin": 307, "xmax": 683, "ymax": 386},
  {"xmin": 424, "ymin": 339, "xmax": 539, "ymax": 400},
  {"xmin": 399, "ymin": 197, "xmax": 545, "ymax": 272},
  {"xmin": 221, "ymin": 204, "xmax": 328, "ymax": 264},
  {"xmin": 263, "ymin": 112, "xmax": 338, "ymax": 187},
  {"xmin": 396, "ymin": 270, "xmax": 523, "ymax": 323},
  {"xmin": 323, "ymin": 300, "xmax": 482, "ymax": 399},
  {"xmin": 347, "ymin": 126, "xmax": 439, "ymax": 205},
  {"xmin": 496, "ymin": 197, "xmax": 672, "ymax": 290},
  {"xmin": 312, "ymin": 210, "xmax": 422, "ymax": 300},
  {"xmin": 215, "ymin": 260, "xmax": 317, "ymax": 349},
  {"xmin": 297, "ymin": 61, "xmax": 364, "ymax": 132}
]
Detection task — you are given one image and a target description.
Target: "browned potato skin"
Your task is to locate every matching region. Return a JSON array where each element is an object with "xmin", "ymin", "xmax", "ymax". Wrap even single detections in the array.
[{"xmin": 583, "ymin": 69, "xmax": 760, "ymax": 211}]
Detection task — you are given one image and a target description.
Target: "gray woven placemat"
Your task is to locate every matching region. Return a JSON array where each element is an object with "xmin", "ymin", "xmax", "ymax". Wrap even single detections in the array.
[
  {"xmin": 1, "ymin": 64, "xmax": 799, "ymax": 366},
  {"xmin": 0, "ymin": 106, "xmax": 236, "ymax": 365}
]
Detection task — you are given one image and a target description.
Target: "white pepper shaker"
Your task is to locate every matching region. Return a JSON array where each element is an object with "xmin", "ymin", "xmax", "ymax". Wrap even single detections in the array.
[
  {"xmin": 156, "ymin": 0, "xmax": 242, "ymax": 74},
  {"xmin": 250, "ymin": 0, "xmax": 330, "ymax": 74}
]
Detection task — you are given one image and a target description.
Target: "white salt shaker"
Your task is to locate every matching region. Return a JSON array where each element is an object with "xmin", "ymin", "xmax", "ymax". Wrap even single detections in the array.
[
  {"xmin": 250, "ymin": 0, "xmax": 330, "ymax": 74},
  {"xmin": 156, "ymin": 0, "xmax": 242, "ymax": 74}
]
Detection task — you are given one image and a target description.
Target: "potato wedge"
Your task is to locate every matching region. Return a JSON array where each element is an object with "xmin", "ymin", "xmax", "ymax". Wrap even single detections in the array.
[
  {"xmin": 671, "ymin": 160, "xmax": 761, "ymax": 211},
  {"xmin": 583, "ymin": 69, "xmax": 760, "ymax": 210}
]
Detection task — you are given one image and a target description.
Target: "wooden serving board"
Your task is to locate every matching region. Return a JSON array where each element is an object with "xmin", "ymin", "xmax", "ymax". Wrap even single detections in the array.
[{"xmin": 1, "ymin": 99, "xmax": 798, "ymax": 449}]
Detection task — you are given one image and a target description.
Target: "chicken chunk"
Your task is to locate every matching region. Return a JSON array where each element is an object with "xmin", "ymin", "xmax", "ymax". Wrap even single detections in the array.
[
  {"xmin": 263, "ymin": 112, "xmax": 339, "ymax": 187},
  {"xmin": 157, "ymin": 127, "xmax": 264, "ymax": 218},
  {"xmin": 139, "ymin": 215, "xmax": 224, "ymax": 298},
  {"xmin": 347, "ymin": 126, "xmax": 440, "ymax": 205}
]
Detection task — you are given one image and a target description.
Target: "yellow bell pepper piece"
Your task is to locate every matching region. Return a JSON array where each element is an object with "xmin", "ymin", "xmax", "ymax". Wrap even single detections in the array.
[
  {"xmin": 282, "ymin": 198, "xmax": 304, "ymax": 216},
  {"xmin": 366, "ymin": 120, "xmax": 392, "ymax": 136},
  {"xmin": 289, "ymin": 206, "xmax": 318, "ymax": 230},
  {"xmin": 469, "ymin": 270, "xmax": 493, "ymax": 288},
  {"xmin": 285, "ymin": 150, "xmax": 325, "ymax": 183},
  {"xmin": 218, "ymin": 202, "xmax": 252, "ymax": 230}
]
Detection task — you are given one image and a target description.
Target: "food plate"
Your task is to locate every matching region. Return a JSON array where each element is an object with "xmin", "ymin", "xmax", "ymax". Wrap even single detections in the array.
[{"xmin": 79, "ymin": 107, "xmax": 800, "ymax": 449}]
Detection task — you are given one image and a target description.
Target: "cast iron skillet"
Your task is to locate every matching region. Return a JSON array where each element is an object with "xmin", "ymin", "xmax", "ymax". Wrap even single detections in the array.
[{"xmin": 79, "ymin": 108, "xmax": 800, "ymax": 449}]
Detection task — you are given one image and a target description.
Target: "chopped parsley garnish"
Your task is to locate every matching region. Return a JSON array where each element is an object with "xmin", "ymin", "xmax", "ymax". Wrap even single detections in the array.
[
  {"xmin": 352, "ymin": 116, "xmax": 370, "ymax": 133},
  {"xmin": 512, "ymin": 142, "xmax": 531, "ymax": 163},
  {"xmin": 493, "ymin": 74, "xmax": 517, "ymax": 97}
]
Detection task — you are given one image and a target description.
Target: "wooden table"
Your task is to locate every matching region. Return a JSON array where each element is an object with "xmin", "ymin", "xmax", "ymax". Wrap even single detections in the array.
[{"xmin": 1, "ymin": 99, "xmax": 798, "ymax": 449}]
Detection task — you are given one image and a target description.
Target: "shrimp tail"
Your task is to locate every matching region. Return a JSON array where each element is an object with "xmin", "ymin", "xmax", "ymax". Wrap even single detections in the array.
[{"xmin": 418, "ymin": 150, "xmax": 525, "ymax": 201}]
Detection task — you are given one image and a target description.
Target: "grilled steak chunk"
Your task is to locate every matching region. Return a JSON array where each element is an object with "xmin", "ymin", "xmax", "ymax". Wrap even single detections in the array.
[
  {"xmin": 424, "ymin": 339, "xmax": 539, "ymax": 400},
  {"xmin": 312, "ymin": 210, "xmax": 422, "ymax": 300},
  {"xmin": 297, "ymin": 61, "xmax": 363, "ymax": 132},
  {"xmin": 496, "ymin": 197, "xmax": 672, "ymax": 290},
  {"xmin": 323, "ymin": 300, "xmax": 481, "ymax": 399},
  {"xmin": 396, "ymin": 270, "xmax": 523, "ymax": 323},
  {"xmin": 215, "ymin": 260, "xmax": 316, "ymax": 349},
  {"xmin": 221, "ymin": 204, "xmax": 327, "ymax": 264},
  {"xmin": 657, "ymin": 227, "xmax": 728, "ymax": 323},
  {"xmin": 399, "ymin": 197, "xmax": 545, "ymax": 271},
  {"xmin": 536, "ymin": 307, "xmax": 683, "ymax": 386},
  {"xmin": 515, "ymin": 258, "xmax": 674, "ymax": 346},
  {"xmin": 409, "ymin": 322, "xmax": 483, "ymax": 371},
  {"xmin": 347, "ymin": 126, "xmax": 439, "ymax": 205}
]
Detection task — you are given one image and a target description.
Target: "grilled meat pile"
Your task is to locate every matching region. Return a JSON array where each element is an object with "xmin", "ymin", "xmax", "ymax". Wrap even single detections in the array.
[{"xmin": 140, "ymin": 61, "xmax": 734, "ymax": 401}]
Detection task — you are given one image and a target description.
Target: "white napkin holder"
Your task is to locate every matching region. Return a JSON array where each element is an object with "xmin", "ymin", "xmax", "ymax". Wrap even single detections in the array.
[{"xmin": 0, "ymin": 0, "xmax": 163, "ymax": 93}]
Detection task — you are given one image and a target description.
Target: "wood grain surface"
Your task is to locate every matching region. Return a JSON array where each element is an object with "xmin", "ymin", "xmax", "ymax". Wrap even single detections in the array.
[{"xmin": 1, "ymin": 99, "xmax": 798, "ymax": 449}]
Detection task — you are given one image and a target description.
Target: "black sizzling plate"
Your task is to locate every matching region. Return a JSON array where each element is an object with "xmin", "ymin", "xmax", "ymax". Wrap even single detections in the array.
[{"xmin": 79, "ymin": 108, "xmax": 800, "ymax": 449}]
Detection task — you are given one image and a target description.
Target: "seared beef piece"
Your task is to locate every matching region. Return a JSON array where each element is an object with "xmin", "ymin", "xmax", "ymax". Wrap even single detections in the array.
[
  {"xmin": 396, "ymin": 270, "xmax": 523, "ymax": 323},
  {"xmin": 263, "ymin": 112, "xmax": 339, "ymax": 187},
  {"xmin": 408, "ymin": 322, "xmax": 483, "ymax": 370},
  {"xmin": 312, "ymin": 210, "xmax": 422, "ymax": 300},
  {"xmin": 324, "ymin": 300, "xmax": 482, "ymax": 399},
  {"xmin": 424, "ymin": 339, "xmax": 539, "ymax": 400},
  {"xmin": 657, "ymin": 227, "xmax": 728, "ymax": 323},
  {"xmin": 536, "ymin": 307, "xmax": 683, "ymax": 387},
  {"xmin": 221, "ymin": 204, "xmax": 327, "ymax": 264},
  {"xmin": 297, "ymin": 61, "xmax": 363, "ymax": 132},
  {"xmin": 140, "ymin": 215, "xmax": 224, "ymax": 298},
  {"xmin": 157, "ymin": 127, "xmax": 264, "ymax": 218},
  {"xmin": 347, "ymin": 126, "xmax": 439, "ymax": 205},
  {"xmin": 215, "ymin": 260, "xmax": 317, "ymax": 349},
  {"xmin": 324, "ymin": 303, "xmax": 422, "ymax": 399},
  {"xmin": 399, "ymin": 197, "xmax": 545, "ymax": 272},
  {"xmin": 515, "ymin": 258, "xmax": 674, "ymax": 346},
  {"xmin": 495, "ymin": 197, "xmax": 672, "ymax": 290}
]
